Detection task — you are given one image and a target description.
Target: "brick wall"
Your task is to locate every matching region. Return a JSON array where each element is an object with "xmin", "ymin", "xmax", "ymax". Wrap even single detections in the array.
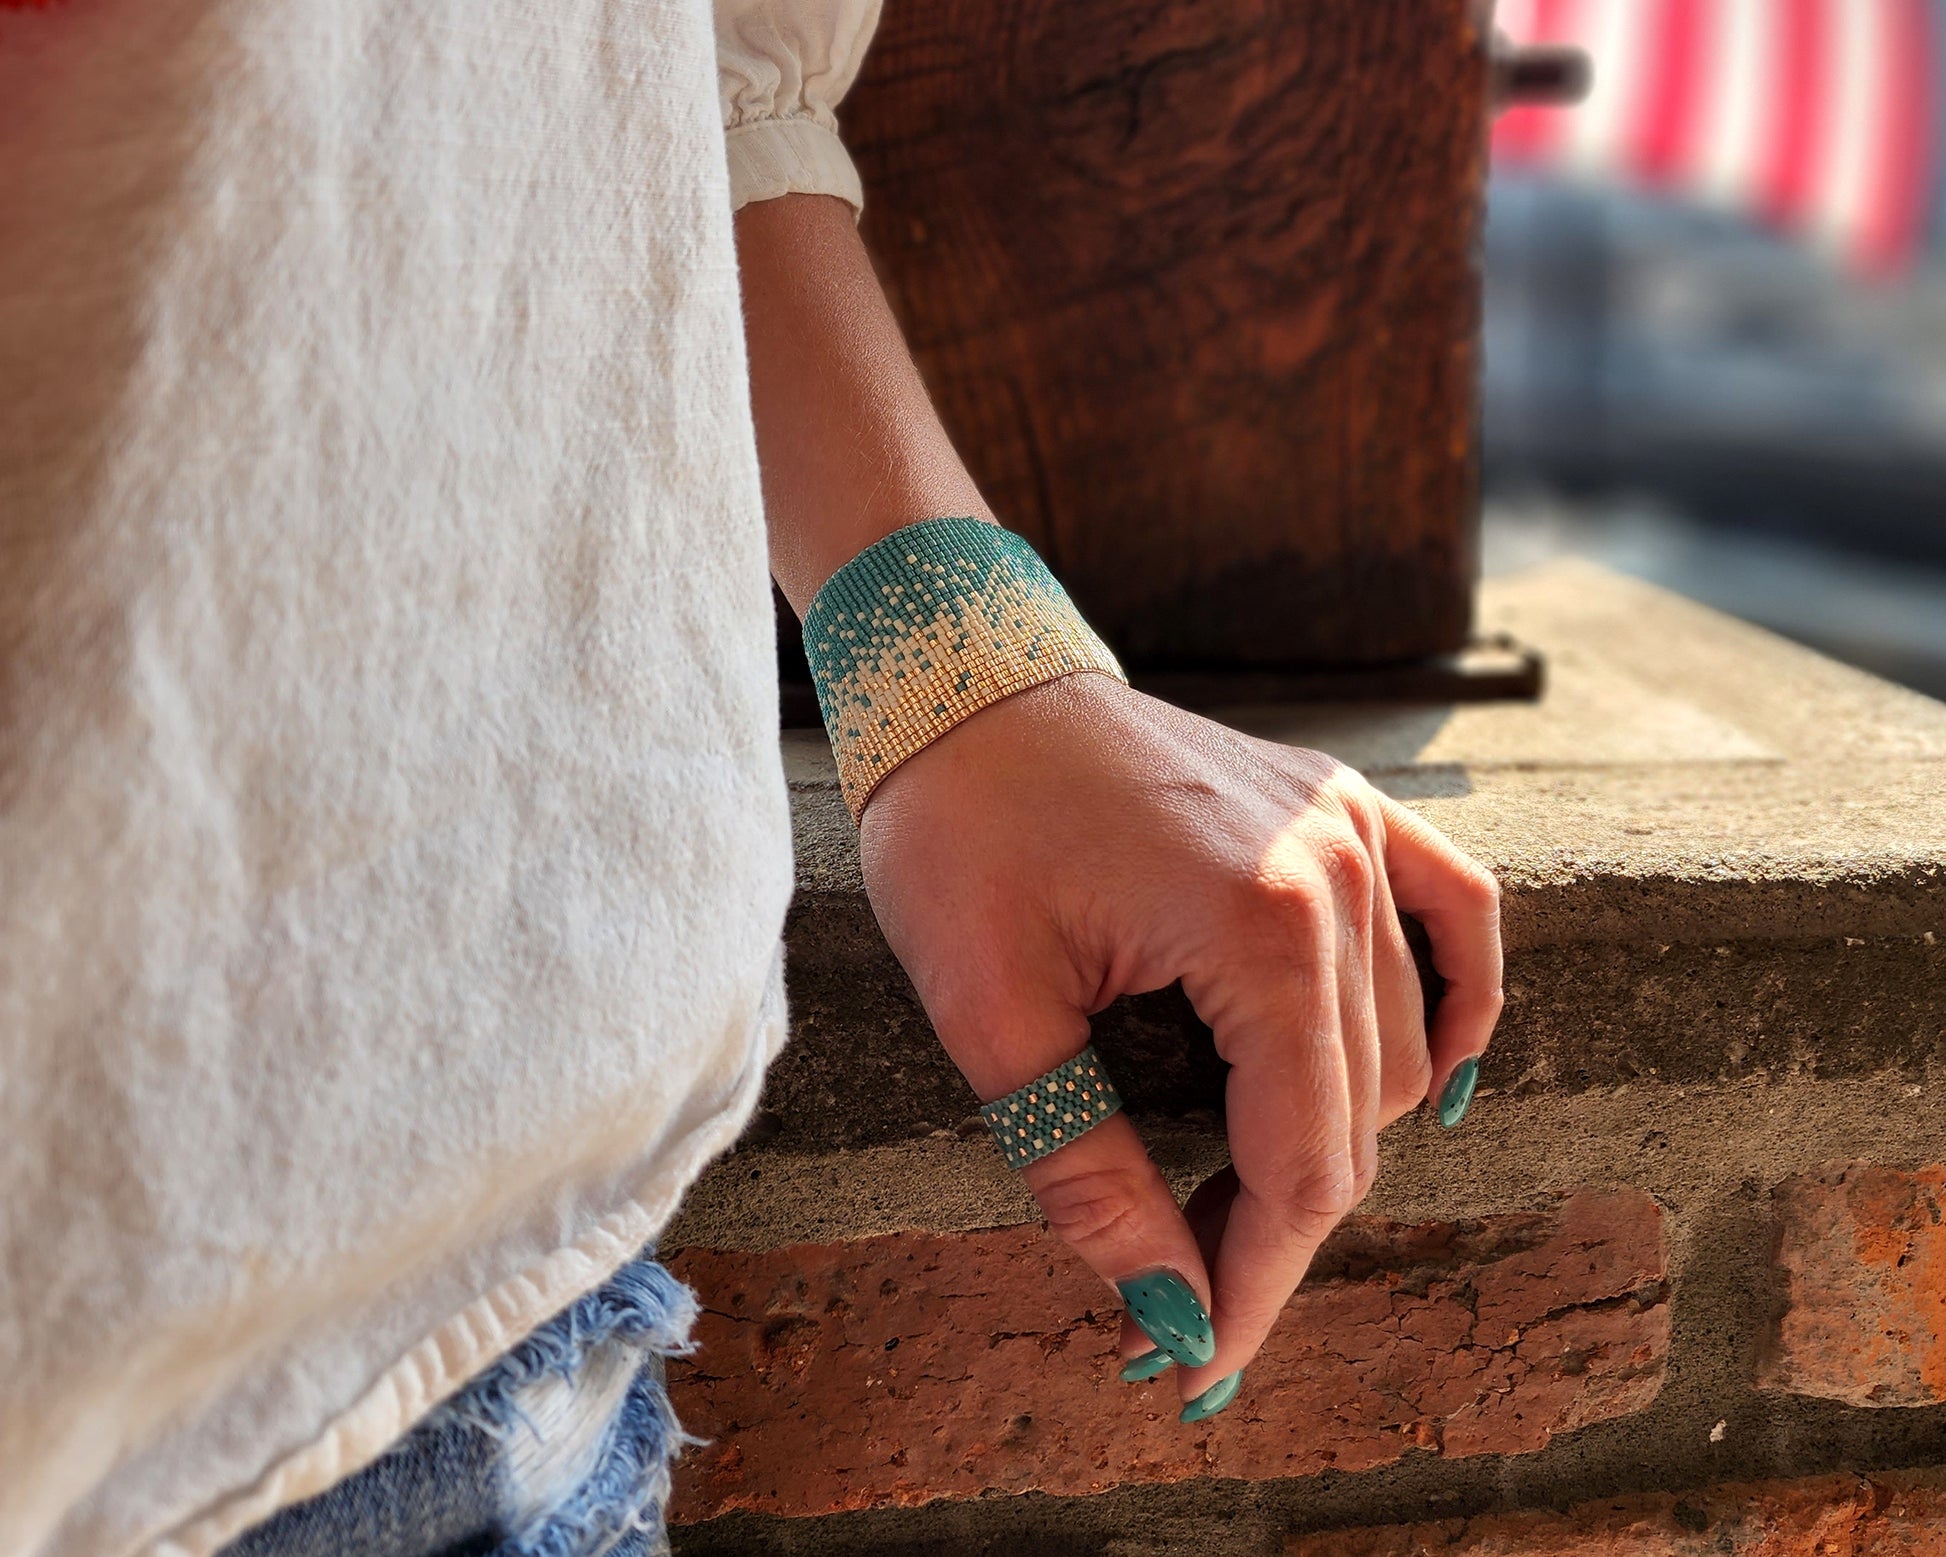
[
  {"xmin": 664, "ymin": 1154, "xmax": 1946, "ymax": 1551},
  {"xmin": 669, "ymin": 1191, "xmax": 1667, "ymax": 1521},
  {"xmin": 1760, "ymin": 1162, "xmax": 1946, "ymax": 1408}
]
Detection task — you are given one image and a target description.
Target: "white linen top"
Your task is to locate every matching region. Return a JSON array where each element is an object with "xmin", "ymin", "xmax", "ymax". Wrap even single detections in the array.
[{"xmin": 0, "ymin": 1, "xmax": 879, "ymax": 1553}]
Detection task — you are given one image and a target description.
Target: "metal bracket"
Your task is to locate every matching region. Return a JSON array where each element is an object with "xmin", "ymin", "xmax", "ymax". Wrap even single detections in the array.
[
  {"xmin": 1124, "ymin": 635, "xmax": 1545, "ymax": 710},
  {"xmin": 778, "ymin": 635, "xmax": 1544, "ymax": 728}
]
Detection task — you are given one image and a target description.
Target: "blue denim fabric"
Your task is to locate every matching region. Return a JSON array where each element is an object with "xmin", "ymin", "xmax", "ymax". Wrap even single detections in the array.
[{"xmin": 219, "ymin": 1252, "xmax": 697, "ymax": 1557}]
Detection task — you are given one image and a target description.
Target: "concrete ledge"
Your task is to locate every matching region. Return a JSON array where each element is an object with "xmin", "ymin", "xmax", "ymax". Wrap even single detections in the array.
[
  {"xmin": 669, "ymin": 1191, "xmax": 1669, "ymax": 1523},
  {"xmin": 759, "ymin": 561, "xmax": 1946, "ymax": 1155}
]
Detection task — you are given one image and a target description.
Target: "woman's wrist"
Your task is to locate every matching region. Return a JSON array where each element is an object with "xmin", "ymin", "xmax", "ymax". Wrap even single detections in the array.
[
  {"xmin": 804, "ymin": 516, "xmax": 1126, "ymax": 820},
  {"xmin": 734, "ymin": 195, "xmax": 1128, "ymax": 818}
]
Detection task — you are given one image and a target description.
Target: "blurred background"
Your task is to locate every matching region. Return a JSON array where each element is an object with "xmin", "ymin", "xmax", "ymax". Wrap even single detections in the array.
[{"xmin": 1484, "ymin": 0, "xmax": 1946, "ymax": 697}]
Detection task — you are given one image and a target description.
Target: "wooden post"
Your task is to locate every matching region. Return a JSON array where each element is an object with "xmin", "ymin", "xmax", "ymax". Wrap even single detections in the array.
[{"xmin": 840, "ymin": 0, "xmax": 1488, "ymax": 671}]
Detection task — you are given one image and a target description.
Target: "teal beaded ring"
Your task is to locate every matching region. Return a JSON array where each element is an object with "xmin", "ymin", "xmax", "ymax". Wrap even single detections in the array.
[{"xmin": 978, "ymin": 1045, "xmax": 1123, "ymax": 1170}]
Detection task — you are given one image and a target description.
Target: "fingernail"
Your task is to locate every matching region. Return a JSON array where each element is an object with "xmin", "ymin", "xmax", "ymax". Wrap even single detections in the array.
[
  {"xmin": 1438, "ymin": 1055, "xmax": 1481, "ymax": 1128},
  {"xmin": 1119, "ymin": 1349, "xmax": 1174, "ymax": 1383},
  {"xmin": 1116, "ymin": 1271, "xmax": 1216, "ymax": 1367},
  {"xmin": 1179, "ymin": 1369, "xmax": 1244, "ymax": 1424}
]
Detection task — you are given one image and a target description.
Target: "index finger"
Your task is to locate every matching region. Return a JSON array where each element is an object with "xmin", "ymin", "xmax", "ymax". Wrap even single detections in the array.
[{"xmin": 931, "ymin": 985, "xmax": 1221, "ymax": 1377}]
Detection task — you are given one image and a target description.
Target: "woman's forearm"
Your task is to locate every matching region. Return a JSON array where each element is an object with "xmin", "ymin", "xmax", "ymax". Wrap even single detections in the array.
[{"xmin": 733, "ymin": 193, "xmax": 992, "ymax": 614}]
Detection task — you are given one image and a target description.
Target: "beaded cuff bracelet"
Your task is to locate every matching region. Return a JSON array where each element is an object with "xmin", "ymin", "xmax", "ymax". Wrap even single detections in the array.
[
  {"xmin": 803, "ymin": 517, "xmax": 1127, "ymax": 820},
  {"xmin": 978, "ymin": 1044, "xmax": 1123, "ymax": 1170}
]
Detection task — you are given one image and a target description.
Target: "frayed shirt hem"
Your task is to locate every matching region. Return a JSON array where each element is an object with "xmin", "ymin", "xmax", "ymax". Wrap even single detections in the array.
[{"xmin": 141, "ymin": 953, "xmax": 787, "ymax": 1557}]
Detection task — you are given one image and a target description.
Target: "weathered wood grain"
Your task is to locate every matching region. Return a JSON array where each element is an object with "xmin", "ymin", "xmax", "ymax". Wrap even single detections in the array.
[{"xmin": 841, "ymin": 0, "xmax": 1487, "ymax": 667}]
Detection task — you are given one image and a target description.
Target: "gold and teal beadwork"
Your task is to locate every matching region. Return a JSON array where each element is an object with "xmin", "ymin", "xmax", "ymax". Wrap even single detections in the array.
[
  {"xmin": 977, "ymin": 1044, "xmax": 1123, "ymax": 1170},
  {"xmin": 803, "ymin": 517, "xmax": 1127, "ymax": 820}
]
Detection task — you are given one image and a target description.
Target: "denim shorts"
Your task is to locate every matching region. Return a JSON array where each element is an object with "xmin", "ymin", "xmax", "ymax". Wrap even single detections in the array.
[{"xmin": 218, "ymin": 1252, "xmax": 696, "ymax": 1557}]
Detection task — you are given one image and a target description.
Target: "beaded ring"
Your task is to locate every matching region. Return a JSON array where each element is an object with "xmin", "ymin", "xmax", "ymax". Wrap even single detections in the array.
[
  {"xmin": 803, "ymin": 517, "xmax": 1127, "ymax": 821},
  {"xmin": 978, "ymin": 1044, "xmax": 1124, "ymax": 1171}
]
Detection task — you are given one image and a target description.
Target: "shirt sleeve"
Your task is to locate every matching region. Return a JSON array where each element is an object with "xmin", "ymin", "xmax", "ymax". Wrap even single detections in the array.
[{"xmin": 716, "ymin": 0, "xmax": 884, "ymax": 214}]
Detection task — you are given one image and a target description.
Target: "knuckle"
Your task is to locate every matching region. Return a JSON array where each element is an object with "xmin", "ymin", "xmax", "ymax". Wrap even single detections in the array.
[
  {"xmin": 1244, "ymin": 827, "xmax": 1376, "ymax": 927},
  {"xmin": 1032, "ymin": 1162, "xmax": 1149, "ymax": 1252},
  {"xmin": 1273, "ymin": 1196, "xmax": 1341, "ymax": 1246},
  {"xmin": 1279, "ymin": 1153, "xmax": 1363, "ymax": 1235},
  {"xmin": 1351, "ymin": 1140, "xmax": 1379, "ymax": 1205},
  {"xmin": 1354, "ymin": 1128, "xmax": 1385, "ymax": 1206},
  {"xmin": 1334, "ymin": 780, "xmax": 1389, "ymax": 851},
  {"xmin": 1464, "ymin": 863, "xmax": 1502, "ymax": 916},
  {"xmin": 1314, "ymin": 831, "xmax": 1376, "ymax": 905},
  {"xmin": 1389, "ymin": 1045, "xmax": 1435, "ymax": 1107},
  {"xmin": 1240, "ymin": 861, "xmax": 1332, "ymax": 931}
]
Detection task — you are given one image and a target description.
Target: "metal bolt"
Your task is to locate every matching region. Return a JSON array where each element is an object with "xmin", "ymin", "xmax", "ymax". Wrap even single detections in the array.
[{"xmin": 1491, "ymin": 37, "xmax": 1593, "ymax": 111}]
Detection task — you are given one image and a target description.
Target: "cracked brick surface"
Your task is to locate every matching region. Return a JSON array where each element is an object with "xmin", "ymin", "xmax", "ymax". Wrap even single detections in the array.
[
  {"xmin": 664, "ymin": 1189, "xmax": 1667, "ymax": 1521},
  {"xmin": 1761, "ymin": 1161, "xmax": 1946, "ymax": 1407},
  {"xmin": 1283, "ymin": 1471, "xmax": 1946, "ymax": 1555}
]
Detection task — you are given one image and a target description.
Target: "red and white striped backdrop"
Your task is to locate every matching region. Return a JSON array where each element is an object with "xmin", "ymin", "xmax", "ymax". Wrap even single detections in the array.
[{"xmin": 1494, "ymin": 0, "xmax": 1937, "ymax": 275}]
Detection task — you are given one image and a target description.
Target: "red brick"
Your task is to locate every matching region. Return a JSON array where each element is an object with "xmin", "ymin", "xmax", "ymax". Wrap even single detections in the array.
[
  {"xmin": 1761, "ymin": 1161, "xmax": 1946, "ymax": 1407},
  {"xmin": 1282, "ymin": 1471, "xmax": 1946, "ymax": 1555},
  {"xmin": 664, "ymin": 1189, "xmax": 1667, "ymax": 1522}
]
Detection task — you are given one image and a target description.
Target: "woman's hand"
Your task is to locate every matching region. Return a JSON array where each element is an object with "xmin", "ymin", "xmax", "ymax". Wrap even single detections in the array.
[{"xmin": 858, "ymin": 671, "xmax": 1503, "ymax": 1408}]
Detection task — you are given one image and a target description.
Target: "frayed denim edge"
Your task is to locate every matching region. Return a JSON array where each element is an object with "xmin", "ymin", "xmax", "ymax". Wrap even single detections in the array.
[{"xmin": 445, "ymin": 1258, "xmax": 707, "ymax": 1557}]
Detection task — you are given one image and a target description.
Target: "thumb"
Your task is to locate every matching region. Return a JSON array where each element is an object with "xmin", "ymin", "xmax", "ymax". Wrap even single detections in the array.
[{"xmin": 939, "ymin": 994, "xmax": 1218, "ymax": 1372}]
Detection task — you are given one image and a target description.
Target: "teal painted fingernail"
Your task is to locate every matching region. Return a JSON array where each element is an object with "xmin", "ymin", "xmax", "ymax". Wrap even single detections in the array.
[
  {"xmin": 1119, "ymin": 1349, "xmax": 1174, "ymax": 1383},
  {"xmin": 1116, "ymin": 1270, "xmax": 1216, "ymax": 1367},
  {"xmin": 1438, "ymin": 1055, "xmax": 1480, "ymax": 1128},
  {"xmin": 1179, "ymin": 1369, "xmax": 1243, "ymax": 1424}
]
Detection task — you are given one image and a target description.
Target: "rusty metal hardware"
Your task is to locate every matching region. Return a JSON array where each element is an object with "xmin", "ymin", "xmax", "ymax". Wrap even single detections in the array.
[
  {"xmin": 1491, "ymin": 35, "xmax": 1593, "ymax": 111},
  {"xmin": 779, "ymin": 636, "xmax": 1544, "ymax": 728}
]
